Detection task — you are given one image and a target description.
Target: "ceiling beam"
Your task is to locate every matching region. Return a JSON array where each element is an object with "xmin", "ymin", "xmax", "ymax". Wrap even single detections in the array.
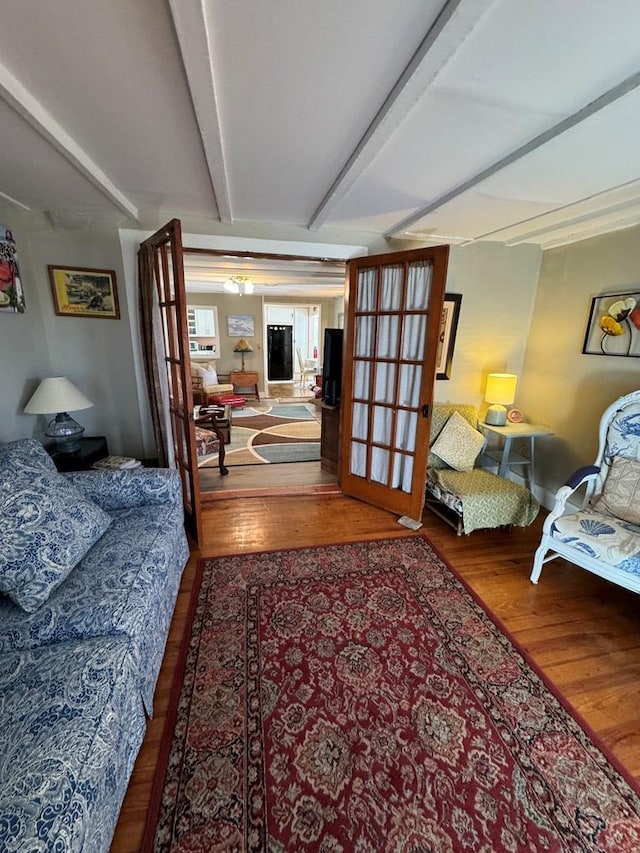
[
  {"xmin": 0, "ymin": 60, "xmax": 138, "ymax": 221},
  {"xmin": 307, "ymin": 0, "xmax": 488, "ymax": 231},
  {"xmin": 169, "ymin": 0, "xmax": 232, "ymax": 222},
  {"xmin": 468, "ymin": 178, "xmax": 640, "ymax": 245},
  {"xmin": 386, "ymin": 68, "xmax": 640, "ymax": 239}
]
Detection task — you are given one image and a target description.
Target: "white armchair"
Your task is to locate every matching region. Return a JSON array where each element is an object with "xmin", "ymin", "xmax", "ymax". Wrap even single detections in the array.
[{"xmin": 531, "ymin": 390, "xmax": 640, "ymax": 591}]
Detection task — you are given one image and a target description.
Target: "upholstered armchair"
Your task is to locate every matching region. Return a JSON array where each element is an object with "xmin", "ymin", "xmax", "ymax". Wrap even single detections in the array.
[
  {"xmin": 531, "ymin": 390, "xmax": 640, "ymax": 591},
  {"xmin": 190, "ymin": 361, "xmax": 234, "ymax": 405}
]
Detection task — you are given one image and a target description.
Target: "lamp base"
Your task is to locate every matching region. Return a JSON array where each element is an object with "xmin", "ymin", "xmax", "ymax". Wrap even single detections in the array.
[
  {"xmin": 485, "ymin": 404, "xmax": 508, "ymax": 426},
  {"xmin": 46, "ymin": 412, "xmax": 85, "ymax": 454}
]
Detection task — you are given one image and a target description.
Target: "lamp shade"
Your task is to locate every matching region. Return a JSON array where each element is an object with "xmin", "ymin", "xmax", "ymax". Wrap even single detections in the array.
[
  {"xmin": 485, "ymin": 373, "xmax": 517, "ymax": 405},
  {"xmin": 484, "ymin": 373, "xmax": 517, "ymax": 426},
  {"xmin": 233, "ymin": 338, "xmax": 253, "ymax": 354},
  {"xmin": 24, "ymin": 377, "xmax": 93, "ymax": 414}
]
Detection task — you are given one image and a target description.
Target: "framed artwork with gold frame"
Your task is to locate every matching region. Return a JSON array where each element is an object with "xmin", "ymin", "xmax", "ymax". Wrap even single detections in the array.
[{"xmin": 48, "ymin": 265, "xmax": 120, "ymax": 319}]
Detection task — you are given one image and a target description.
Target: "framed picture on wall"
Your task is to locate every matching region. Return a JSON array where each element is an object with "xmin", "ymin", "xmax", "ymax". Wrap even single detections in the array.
[
  {"xmin": 0, "ymin": 226, "xmax": 26, "ymax": 313},
  {"xmin": 436, "ymin": 293, "xmax": 462, "ymax": 380},
  {"xmin": 582, "ymin": 291, "xmax": 640, "ymax": 357},
  {"xmin": 48, "ymin": 265, "xmax": 120, "ymax": 319},
  {"xmin": 228, "ymin": 314, "xmax": 255, "ymax": 336}
]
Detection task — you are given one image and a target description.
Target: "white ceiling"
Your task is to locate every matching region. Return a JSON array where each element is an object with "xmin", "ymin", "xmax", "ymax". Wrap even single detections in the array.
[{"xmin": 2, "ymin": 0, "xmax": 640, "ymax": 294}]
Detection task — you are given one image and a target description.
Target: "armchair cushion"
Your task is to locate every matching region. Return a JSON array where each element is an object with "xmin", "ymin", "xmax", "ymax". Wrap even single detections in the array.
[
  {"xmin": 431, "ymin": 411, "xmax": 486, "ymax": 472},
  {"xmin": 194, "ymin": 425, "xmax": 221, "ymax": 457},
  {"xmin": 596, "ymin": 456, "xmax": 640, "ymax": 525},
  {"xmin": 550, "ymin": 508, "xmax": 640, "ymax": 574}
]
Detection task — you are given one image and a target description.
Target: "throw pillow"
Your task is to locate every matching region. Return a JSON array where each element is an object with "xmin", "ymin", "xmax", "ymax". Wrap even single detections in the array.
[
  {"xmin": 202, "ymin": 365, "xmax": 219, "ymax": 386},
  {"xmin": 0, "ymin": 439, "xmax": 112, "ymax": 612},
  {"xmin": 596, "ymin": 456, "xmax": 640, "ymax": 525},
  {"xmin": 194, "ymin": 362, "xmax": 219, "ymax": 386},
  {"xmin": 431, "ymin": 410, "xmax": 486, "ymax": 472}
]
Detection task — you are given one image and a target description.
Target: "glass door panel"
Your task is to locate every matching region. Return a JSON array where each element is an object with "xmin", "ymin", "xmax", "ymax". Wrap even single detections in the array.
[{"xmin": 340, "ymin": 246, "xmax": 450, "ymax": 521}]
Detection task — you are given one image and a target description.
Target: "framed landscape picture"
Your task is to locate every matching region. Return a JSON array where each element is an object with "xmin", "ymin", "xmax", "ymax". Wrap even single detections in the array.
[
  {"xmin": 436, "ymin": 293, "xmax": 462, "ymax": 380},
  {"xmin": 48, "ymin": 265, "xmax": 120, "ymax": 319},
  {"xmin": 228, "ymin": 314, "xmax": 255, "ymax": 336}
]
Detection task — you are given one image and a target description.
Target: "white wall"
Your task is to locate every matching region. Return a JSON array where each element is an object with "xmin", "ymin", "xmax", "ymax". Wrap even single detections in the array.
[
  {"xmin": 1, "ymin": 216, "xmax": 545, "ymax": 466},
  {"xmin": 434, "ymin": 241, "xmax": 543, "ymax": 409},
  {"xmin": 0, "ymin": 207, "xmax": 144, "ymax": 454},
  {"xmin": 520, "ymin": 224, "xmax": 640, "ymax": 501}
]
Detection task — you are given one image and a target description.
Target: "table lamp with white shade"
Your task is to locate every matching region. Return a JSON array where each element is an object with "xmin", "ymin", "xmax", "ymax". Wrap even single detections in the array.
[
  {"xmin": 484, "ymin": 373, "xmax": 517, "ymax": 426},
  {"xmin": 24, "ymin": 376, "xmax": 94, "ymax": 453}
]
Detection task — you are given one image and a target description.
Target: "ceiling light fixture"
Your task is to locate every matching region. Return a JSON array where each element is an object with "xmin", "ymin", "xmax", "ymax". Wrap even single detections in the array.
[{"xmin": 223, "ymin": 275, "xmax": 254, "ymax": 295}]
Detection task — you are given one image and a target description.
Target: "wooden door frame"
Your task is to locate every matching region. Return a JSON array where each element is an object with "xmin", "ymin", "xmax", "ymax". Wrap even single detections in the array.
[{"xmin": 139, "ymin": 219, "xmax": 203, "ymax": 544}]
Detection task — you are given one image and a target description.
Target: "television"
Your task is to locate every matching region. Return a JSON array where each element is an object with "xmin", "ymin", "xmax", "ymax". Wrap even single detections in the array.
[{"xmin": 322, "ymin": 327, "xmax": 343, "ymax": 406}]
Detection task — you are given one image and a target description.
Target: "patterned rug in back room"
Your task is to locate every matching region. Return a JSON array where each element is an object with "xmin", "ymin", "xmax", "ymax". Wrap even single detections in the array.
[
  {"xmin": 145, "ymin": 536, "xmax": 640, "ymax": 852},
  {"xmin": 202, "ymin": 402, "xmax": 321, "ymax": 467}
]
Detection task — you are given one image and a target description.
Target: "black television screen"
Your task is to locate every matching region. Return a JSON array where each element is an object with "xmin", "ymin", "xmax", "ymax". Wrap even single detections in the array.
[{"xmin": 322, "ymin": 327, "xmax": 343, "ymax": 406}]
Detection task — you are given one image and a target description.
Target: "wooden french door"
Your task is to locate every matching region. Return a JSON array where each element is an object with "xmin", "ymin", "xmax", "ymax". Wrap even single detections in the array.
[
  {"xmin": 139, "ymin": 219, "xmax": 202, "ymax": 544},
  {"xmin": 340, "ymin": 246, "xmax": 449, "ymax": 521}
]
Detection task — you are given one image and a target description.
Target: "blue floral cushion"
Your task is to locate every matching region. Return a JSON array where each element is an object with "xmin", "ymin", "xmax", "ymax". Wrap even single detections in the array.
[
  {"xmin": 0, "ymin": 439, "xmax": 112, "ymax": 613},
  {"xmin": 0, "ymin": 636, "xmax": 147, "ymax": 853}
]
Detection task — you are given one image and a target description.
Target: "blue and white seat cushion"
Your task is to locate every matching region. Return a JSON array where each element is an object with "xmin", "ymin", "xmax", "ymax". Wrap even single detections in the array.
[
  {"xmin": 0, "ymin": 636, "xmax": 146, "ymax": 853},
  {"xmin": 0, "ymin": 439, "xmax": 111, "ymax": 613},
  {"xmin": 550, "ymin": 508, "xmax": 640, "ymax": 574}
]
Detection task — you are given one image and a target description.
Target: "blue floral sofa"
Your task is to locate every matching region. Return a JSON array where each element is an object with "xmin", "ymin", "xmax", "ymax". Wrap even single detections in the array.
[{"xmin": 0, "ymin": 438, "xmax": 189, "ymax": 852}]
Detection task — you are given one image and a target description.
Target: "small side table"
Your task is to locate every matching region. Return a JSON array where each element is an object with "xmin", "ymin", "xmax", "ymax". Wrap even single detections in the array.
[
  {"xmin": 197, "ymin": 404, "xmax": 232, "ymax": 444},
  {"xmin": 479, "ymin": 422, "xmax": 553, "ymax": 483},
  {"xmin": 48, "ymin": 435, "xmax": 109, "ymax": 472},
  {"xmin": 231, "ymin": 370, "xmax": 260, "ymax": 400}
]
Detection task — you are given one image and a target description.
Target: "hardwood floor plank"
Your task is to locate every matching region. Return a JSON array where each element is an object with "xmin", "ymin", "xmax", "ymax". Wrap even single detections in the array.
[{"xmin": 111, "ymin": 499, "xmax": 640, "ymax": 852}]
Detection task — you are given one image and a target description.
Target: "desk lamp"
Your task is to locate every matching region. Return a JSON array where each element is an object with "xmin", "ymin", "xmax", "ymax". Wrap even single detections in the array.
[
  {"xmin": 484, "ymin": 373, "xmax": 517, "ymax": 426},
  {"xmin": 233, "ymin": 338, "xmax": 253, "ymax": 371},
  {"xmin": 24, "ymin": 376, "xmax": 94, "ymax": 453}
]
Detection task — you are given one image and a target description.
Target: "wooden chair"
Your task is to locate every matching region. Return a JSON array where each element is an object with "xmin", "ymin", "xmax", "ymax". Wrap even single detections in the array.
[
  {"xmin": 194, "ymin": 407, "xmax": 229, "ymax": 475},
  {"xmin": 531, "ymin": 390, "xmax": 640, "ymax": 590},
  {"xmin": 296, "ymin": 347, "xmax": 317, "ymax": 390}
]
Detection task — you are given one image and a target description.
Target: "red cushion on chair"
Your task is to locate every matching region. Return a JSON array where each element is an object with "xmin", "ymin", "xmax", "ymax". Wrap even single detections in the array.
[{"xmin": 207, "ymin": 393, "xmax": 246, "ymax": 408}]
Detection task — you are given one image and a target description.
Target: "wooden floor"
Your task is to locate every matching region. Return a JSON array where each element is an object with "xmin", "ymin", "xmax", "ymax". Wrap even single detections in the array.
[
  {"xmin": 111, "ymin": 497, "xmax": 640, "ymax": 852},
  {"xmin": 198, "ymin": 385, "xmax": 329, "ymax": 497}
]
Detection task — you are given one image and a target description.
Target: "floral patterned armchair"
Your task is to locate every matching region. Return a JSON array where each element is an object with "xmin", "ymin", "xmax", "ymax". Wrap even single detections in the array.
[{"xmin": 531, "ymin": 390, "xmax": 640, "ymax": 591}]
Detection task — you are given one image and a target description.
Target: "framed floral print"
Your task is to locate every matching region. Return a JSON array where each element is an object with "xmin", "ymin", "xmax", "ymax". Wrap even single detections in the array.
[{"xmin": 582, "ymin": 292, "xmax": 640, "ymax": 357}]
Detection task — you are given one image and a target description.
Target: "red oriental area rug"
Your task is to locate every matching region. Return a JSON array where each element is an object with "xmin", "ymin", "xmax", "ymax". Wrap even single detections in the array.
[{"xmin": 146, "ymin": 537, "xmax": 640, "ymax": 852}]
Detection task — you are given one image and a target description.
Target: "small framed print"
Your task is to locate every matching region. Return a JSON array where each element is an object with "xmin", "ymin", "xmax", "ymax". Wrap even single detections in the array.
[
  {"xmin": 436, "ymin": 293, "xmax": 462, "ymax": 380},
  {"xmin": 48, "ymin": 265, "xmax": 120, "ymax": 319}
]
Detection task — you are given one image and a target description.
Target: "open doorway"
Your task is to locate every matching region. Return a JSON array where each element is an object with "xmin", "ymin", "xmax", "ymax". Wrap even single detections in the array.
[
  {"xmin": 264, "ymin": 303, "xmax": 320, "ymax": 392},
  {"xmin": 181, "ymin": 251, "xmax": 345, "ymax": 496}
]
